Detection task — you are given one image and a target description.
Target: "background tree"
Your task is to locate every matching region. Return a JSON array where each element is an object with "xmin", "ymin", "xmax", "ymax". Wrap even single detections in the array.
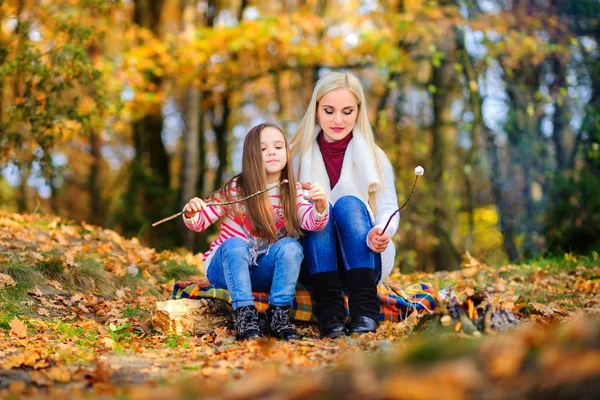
[{"xmin": 2, "ymin": 0, "xmax": 598, "ymax": 270}]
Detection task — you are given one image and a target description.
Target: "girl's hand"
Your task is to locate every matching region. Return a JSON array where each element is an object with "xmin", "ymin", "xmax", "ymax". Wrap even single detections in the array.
[
  {"xmin": 367, "ymin": 227, "xmax": 390, "ymax": 253},
  {"xmin": 300, "ymin": 181, "xmax": 328, "ymax": 214},
  {"xmin": 184, "ymin": 197, "xmax": 207, "ymax": 219}
]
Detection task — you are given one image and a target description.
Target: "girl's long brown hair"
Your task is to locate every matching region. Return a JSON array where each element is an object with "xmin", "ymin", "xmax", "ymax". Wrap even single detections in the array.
[{"xmin": 213, "ymin": 123, "xmax": 303, "ymax": 241}]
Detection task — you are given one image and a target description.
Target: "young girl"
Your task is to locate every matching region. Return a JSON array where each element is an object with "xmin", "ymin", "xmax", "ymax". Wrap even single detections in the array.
[{"xmin": 183, "ymin": 123, "xmax": 329, "ymax": 341}]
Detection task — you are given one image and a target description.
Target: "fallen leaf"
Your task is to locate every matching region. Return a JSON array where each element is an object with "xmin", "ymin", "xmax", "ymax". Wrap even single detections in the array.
[
  {"xmin": 0, "ymin": 273, "xmax": 16, "ymax": 288},
  {"xmin": 9, "ymin": 318, "xmax": 27, "ymax": 339},
  {"xmin": 2, "ymin": 353, "xmax": 25, "ymax": 369},
  {"xmin": 100, "ymin": 337, "xmax": 115, "ymax": 350},
  {"xmin": 48, "ymin": 280, "xmax": 63, "ymax": 290},
  {"xmin": 37, "ymin": 307, "xmax": 51, "ymax": 317},
  {"xmin": 44, "ymin": 367, "xmax": 72, "ymax": 383},
  {"xmin": 8, "ymin": 380, "xmax": 26, "ymax": 395}
]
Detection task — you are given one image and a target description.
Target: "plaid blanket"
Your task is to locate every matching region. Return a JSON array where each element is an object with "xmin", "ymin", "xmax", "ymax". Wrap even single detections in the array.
[{"xmin": 172, "ymin": 281, "xmax": 436, "ymax": 323}]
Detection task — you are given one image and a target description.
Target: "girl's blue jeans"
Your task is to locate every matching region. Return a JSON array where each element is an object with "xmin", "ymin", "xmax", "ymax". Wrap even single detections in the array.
[
  {"xmin": 207, "ymin": 237, "xmax": 303, "ymax": 310},
  {"xmin": 300, "ymin": 195, "xmax": 382, "ymax": 284}
]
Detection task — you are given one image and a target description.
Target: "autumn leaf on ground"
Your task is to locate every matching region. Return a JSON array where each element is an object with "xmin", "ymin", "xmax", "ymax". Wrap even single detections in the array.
[
  {"xmin": 0, "ymin": 273, "xmax": 16, "ymax": 288},
  {"xmin": 9, "ymin": 318, "xmax": 27, "ymax": 339}
]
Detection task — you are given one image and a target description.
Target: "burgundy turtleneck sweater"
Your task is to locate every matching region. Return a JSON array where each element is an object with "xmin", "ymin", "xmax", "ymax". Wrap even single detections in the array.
[{"xmin": 317, "ymin": 130, "xmax": 353, "ymax": 189}]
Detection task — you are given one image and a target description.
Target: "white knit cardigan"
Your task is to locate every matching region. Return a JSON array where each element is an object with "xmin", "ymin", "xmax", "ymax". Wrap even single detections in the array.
[{"xmin": 293, "ymin": 127, "xmax": 400, "ymax": 283}]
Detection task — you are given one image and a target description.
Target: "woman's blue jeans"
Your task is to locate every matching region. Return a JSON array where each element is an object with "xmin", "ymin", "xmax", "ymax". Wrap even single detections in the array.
[
  {"xmin": 300, "ymin": 195, "xmax": 381, "ymax": 285},
  {"xmin": 207, "ymin": 237, "xmax": 303, "ymax": 310}
]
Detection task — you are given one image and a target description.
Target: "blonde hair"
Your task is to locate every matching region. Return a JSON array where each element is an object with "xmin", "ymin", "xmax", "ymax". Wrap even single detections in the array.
[
  {"xmin": 215, "ymin": 123, "xmax": 303, "ymax": 241},
  {"xmin": 290, "ymin": 71, "xmax": 384, "ymax": 212}
]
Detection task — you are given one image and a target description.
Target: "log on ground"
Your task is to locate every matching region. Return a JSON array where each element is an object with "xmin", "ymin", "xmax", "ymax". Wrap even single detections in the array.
[{"xmin": 152, "ymin": 298, "xmax": 233, "ymax": 335}]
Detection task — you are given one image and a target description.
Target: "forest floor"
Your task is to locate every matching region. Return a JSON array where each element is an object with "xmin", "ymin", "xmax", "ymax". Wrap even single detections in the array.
[{"xmin": 0, "ymin": 210, "xmax": 599, "ymax": 400}]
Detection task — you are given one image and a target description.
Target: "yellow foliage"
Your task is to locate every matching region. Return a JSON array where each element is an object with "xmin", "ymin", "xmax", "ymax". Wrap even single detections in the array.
[{"xmin": 458, "ymin": 206, "xmax": 507, "ymax": 265}]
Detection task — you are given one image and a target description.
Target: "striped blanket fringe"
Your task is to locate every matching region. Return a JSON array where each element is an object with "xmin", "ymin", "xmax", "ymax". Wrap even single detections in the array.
[{"xmin": 172, "ymin": 281, "xmax": 436, "ymax": 323}]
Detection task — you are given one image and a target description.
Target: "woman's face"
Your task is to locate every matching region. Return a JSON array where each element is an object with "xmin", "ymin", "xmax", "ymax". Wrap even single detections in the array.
[{"xmin": 317, "ymin": 88, "xmax": 358, "ymax": 143}]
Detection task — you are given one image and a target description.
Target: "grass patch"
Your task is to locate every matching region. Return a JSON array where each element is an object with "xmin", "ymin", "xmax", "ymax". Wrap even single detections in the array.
[
  {"xmin": 57, "ymin": 321, "xmax": 86, "ymax": 338},
  {"xmin": 0, "ymin": 285, "xmax": 35, "ymax": 330},
  {"xmin": 115, "ymin": 272, "xmax": 148, "ymax": 292},
  {"xmin": 165, "ymin": 333, "xmax": 191, "ymax": 349},
  {"xmin": 37, "ymin": 257, "xmax": 65, "ymax": 281},
  {"xmin": 160, "ymin": 259, "xmax": 199, "ymax": 282},
  {"xmin": 68, "ymin": 257, "xmax": 115, "ymax": 296},
  {"xmin": 56, "ymin": 322, "xmax": 100, "ymax": 349},
  {"xmin": 524, "ymin": 252, "xmax": 599, "ymax": 274},
  {"xmin": 381, "ymin": 333, "xmax": 479, "ymax": 369},
  {"xmin": 122, "ymin": 306, "xmax": 143, "ymax": 318},
  {"xmin": 0, "ymin": 260, "xmax": 45, "ymax": 288}
]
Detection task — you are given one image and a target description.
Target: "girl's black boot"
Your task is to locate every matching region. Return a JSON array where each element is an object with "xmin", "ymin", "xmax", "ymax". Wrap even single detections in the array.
[{"xmin": 234, "ymin": 305, "xmax": 262, "ymax": 340}]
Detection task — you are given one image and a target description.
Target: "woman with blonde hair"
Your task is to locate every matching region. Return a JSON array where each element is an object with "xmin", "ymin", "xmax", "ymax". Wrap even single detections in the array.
[{"xmin": 290, "ymin": 71, "xmax": 400, "ymax": 338}]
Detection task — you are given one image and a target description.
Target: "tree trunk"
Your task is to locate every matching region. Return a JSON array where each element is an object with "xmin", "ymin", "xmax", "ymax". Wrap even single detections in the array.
[
  {"xmin": 212, "ymin": 95, "xmax": 231, "ymax": 192},
  {"xmin": 550, "ymin": 56, "xmax": 567, "ymax": 172},
  {"xmin": 483, "ymin": 129, "xmax": 520, "ymax": 262},
  {"xmin": 179, "ymin": 0, "xmax": 202, "ymax": 250},
  {"xmin": 431, "ymin": 64, "xmax": 461, "ymax": 271},
  {"xmin": 456, "ymin": 28, "xmax": 479, "ymax": 252},
  {"xmin": 178, "ymin": 74, "xmax": 200, "ymax": 248},
  {"xmin": 17, "ymin": 165, "xmax": 29, "ymax": 213},
  {"xmin": 89, "ymin": 131, "xmax": 103, "ymax": 225},
  {"xmin": 121, "ymin": 0, "xmax": 172, "ymax": 247}
]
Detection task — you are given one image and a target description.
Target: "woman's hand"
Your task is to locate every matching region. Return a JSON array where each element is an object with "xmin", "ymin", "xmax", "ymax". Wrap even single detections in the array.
[
  {"xmin": 184, "ymin": 197, "xmax": 207, "ymax": 219},
  {"xmin": 367, "ymin": 227, "xmax": 390, "ymax": 253},
  {"xmin": 300, "ymin": 181, "xmax": 328, "ymax": 214}
]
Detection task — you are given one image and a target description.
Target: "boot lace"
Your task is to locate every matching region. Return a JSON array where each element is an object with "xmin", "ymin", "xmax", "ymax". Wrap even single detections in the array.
[
  {"xmin": 236, "ymin": 306, "xmax": 260, "ymax": 334},
  {"xmin": 269, "ymin": 307, "xmax": 295, "ymax": 333}
]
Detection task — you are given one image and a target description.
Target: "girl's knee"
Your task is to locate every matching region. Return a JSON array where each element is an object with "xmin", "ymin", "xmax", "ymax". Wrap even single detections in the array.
[
  {"xmin": 276, "ymin": 238, "xmax": 303, "ymax": 259},
  {"xmin": 277, "ymin": 237, "xmax": 302, "ymax": 252},
  {"xmin": 223, "ymin": 237, "xmax": 247, "ymax": 248},
  {"xmin": 222, "ymin": 238, "xmax": 250, "ymax": 258}
]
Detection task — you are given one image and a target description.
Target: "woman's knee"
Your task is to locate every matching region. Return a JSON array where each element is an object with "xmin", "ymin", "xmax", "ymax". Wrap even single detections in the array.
[{"xmin": 333, "ymin": 196, "xmax": 368, "ymax": 221}]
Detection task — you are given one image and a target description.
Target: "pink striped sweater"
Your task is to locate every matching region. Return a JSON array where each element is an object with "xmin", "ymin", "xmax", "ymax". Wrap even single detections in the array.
[{"xmin": 183, "ymin": 180, "xmax": 329, "ymax": 273}]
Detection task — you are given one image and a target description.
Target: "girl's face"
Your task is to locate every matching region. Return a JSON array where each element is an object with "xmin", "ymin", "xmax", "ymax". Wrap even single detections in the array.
[
  {"xmin": 317, "ymin": 88, "xmax": 359, "ymax": 143},
  {"xmin": 261, "ymin": 127, "xmax": 287, "ymax": 183}
]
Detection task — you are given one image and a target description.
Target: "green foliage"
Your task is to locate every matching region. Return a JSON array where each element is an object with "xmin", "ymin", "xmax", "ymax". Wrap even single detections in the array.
[
  {"xmin": 114, "ymin": 161, "xmax": 180, "ymax": 251},
  {"xmin": 164, "ymin": 333, "xmax": 191, "ymax": 349},
  {"xmin": 122, "ymin": 306, "xmax": 143, "ymax": 318},
  {"xmin": 0, "ymin": 2, "xmax": 109, "ymax": 175},
  {"xmin": 108, "ymin": 321, "xmax": 133, "ymax": 341}
]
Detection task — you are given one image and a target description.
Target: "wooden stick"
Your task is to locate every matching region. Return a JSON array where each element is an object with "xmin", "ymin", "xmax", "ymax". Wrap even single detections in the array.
[
  {"xmin": 152, "ymin": 179, "xmax": 289, "ymax": 227},
  {"xmin": 381, "ymin": 175, "xmax": 419, "ymax": 233}
]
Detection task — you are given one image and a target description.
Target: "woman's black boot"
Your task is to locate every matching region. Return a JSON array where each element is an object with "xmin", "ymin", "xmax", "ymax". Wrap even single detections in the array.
[
  {"xmin": 310, "ymin": 271, "xmax": 348, "ymax": 339},
  {"xmin": 347, "ymin": 267, "xmax": 379, "ymax": 334}
]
